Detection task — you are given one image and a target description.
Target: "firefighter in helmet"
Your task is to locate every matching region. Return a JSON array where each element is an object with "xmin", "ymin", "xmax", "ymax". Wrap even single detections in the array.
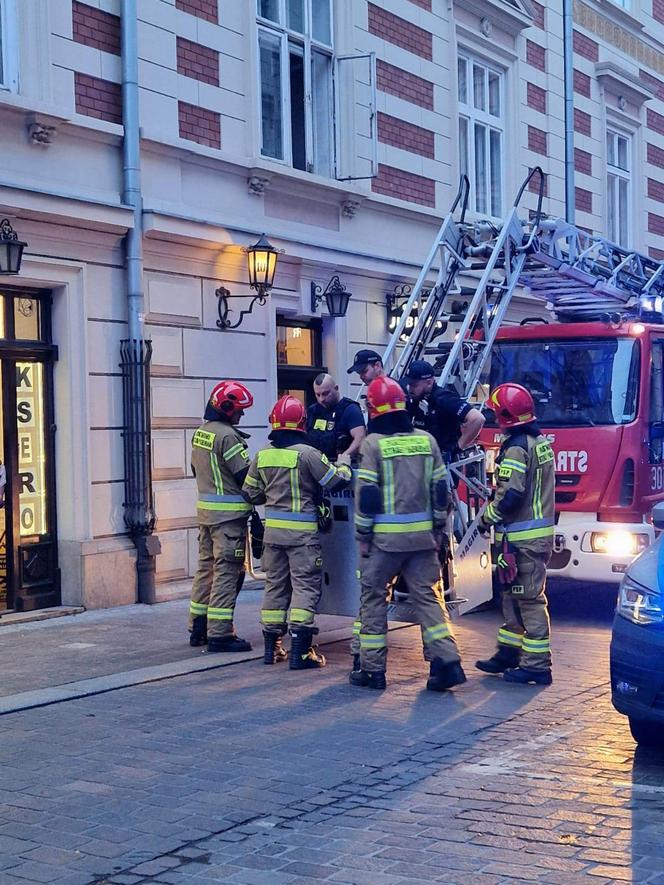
[
  {"xmin": 188, "ymin": 381, "xmax": 254, "ymax": 652},
  {"xmin": 476, "ymin": 383, "xmax": 555, "ymax": 685},
  {"xmin": 243, "ymin": 395, "xmax": 352, "ymax": 669},
  {"xmin": 351, "ymin": 376, "xmax": 466, "ymax": 691}
]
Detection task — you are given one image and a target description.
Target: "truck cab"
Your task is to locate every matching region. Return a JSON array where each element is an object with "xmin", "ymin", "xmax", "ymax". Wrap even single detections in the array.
[{"xmin": 478, "ymin": 319, "xmax": 664, "ymax": 584}]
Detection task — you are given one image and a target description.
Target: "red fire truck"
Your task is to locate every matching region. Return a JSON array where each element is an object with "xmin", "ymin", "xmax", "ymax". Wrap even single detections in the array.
[{"xmin": 479, "ymin": 318, "xmax": 664, "ymax": 583}]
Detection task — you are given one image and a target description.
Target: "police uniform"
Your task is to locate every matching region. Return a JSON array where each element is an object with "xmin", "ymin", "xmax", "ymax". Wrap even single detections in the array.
[
  {"xmin": 410, "ymin": 386, "xmax": 473, "ymax": 458},
  {"xmin": 306, "ymin": 397, "xmax": 365, "ymax": 461},
  {"xmin": 243, "ymin": 442, "xmax": 351, "ymax": 664},
  {"xmin": 354, "ymin": 429, "xmax": 463, "ymax": 681},
  {"xmin": 480, "ymin": 429, "xmax": 555, "ymax": 673},
  {"xmin": 189, "ymin": 420, "xmax": 252, "ymax": 642}
]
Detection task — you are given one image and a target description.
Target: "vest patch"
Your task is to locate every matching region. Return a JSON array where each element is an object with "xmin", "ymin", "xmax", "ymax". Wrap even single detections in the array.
[
  {"xmin": 535, "ymin": 441, "xmax": 554, "ymax": 465},
  {"xmin": 378, "ymin": 435, "xmax": 432, "ymax": 459},
  {"xmin": 193, "ymin": 429, "xmax": 215, "ymax": 451},
  {"xmin": 257, "ymin": 448, "xmax": 299, "ymax": 469}
]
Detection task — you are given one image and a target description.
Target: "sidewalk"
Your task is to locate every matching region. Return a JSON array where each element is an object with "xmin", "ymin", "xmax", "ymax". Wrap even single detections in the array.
[{"xmin": 0, "ymin": 587, "xmax": 371, "ymax": 715}]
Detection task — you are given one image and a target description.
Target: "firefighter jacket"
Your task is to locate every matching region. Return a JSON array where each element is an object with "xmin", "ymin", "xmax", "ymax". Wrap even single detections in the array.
[
  {"xmin": 354, "ymin": 430, "xmax": 449, "ymax": 553},
  {"xmin": 242, "ymin": 443, "xmax": 352, "ymax": 546},
  {"xmin": 191, "ymin": 420, "xmax": 252, "ymax": 526},
  {"xmin": 481, "ymin": 430, "xmax": 555, "ymax": 553}
]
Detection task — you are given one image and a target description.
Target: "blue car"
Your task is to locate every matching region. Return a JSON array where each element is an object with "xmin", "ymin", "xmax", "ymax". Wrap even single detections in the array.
[{"xmin": 610, "ymin": 503, "xmax": 664, "ymax": 748}]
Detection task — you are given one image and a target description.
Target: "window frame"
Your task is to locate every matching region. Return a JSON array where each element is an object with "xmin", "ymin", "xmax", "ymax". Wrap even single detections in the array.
[
  {"xmin": 0, "ymin": 0, "xmax": 19, "ymax": 93},
  {"xmin": 457, "ymin": 50, "xmax": 505, "ymax": 219},
  {"xmin": 606, "ymin": 126, "xmax": 632, "ymax": 247},
  {"xmin": 256, "ymin": 0, "xmax": 335, "ymax": 177}
]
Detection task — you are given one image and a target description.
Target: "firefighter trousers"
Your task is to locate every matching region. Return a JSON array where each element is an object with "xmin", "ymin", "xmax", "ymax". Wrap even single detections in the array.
[
  {"xmin": 496, "ymin": 548, "xmax": 552, "ymax": 671},
  {"xmin": 356, "ymin": 547, "xmax": 461, "ymax": 673},
  {"xmin": 189, "ymin": 518, "xmax": 247, "ymax": 639},
  {"xmin": 260, "ymin": 541, "xmax": 323, "ymax": 634}
]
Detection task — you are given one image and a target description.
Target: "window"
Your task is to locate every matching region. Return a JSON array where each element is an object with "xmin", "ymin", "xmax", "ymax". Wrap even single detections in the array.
[
  {"xmin": 276, "ymin": 316, "xmax": 324, "ymax": 407},
  {"xmin": 257, "ymin": 0, "xmax": 333, "ymax": 176},
  {"xmin": 606, "ymin": 129, "xmax": 631, "ymax": 246},
  {"xmin": 458, "ymin": 53, "xmax": 504, "ymax": 217},
  {"xmin": 0, "ymin": 0, "xmax": 18, "ymax": 91}
]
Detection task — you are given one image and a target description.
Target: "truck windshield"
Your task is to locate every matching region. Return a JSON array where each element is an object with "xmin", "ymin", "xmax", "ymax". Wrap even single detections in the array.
[{"xmin": 487, "ymin": 336, "xmax": 640, "ymax": 427}]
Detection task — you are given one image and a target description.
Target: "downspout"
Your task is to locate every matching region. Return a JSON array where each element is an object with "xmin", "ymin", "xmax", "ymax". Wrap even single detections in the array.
[
  {"xmin": 120, "ymin": 0, "xmax": 159, "ymax": 603},
  {"xmin": 563, "ymin": 0, "xmax": 576, "ymax": 223}
]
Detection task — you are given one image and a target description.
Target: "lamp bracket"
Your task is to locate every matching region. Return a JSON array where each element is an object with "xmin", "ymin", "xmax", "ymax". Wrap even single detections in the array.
[
  {"xmin": 0, "ymin": 219, "xmax": 19, "ymax": 242},
  {"xmin": 311, "ymin": 275, "xmax": 346, "ymax": 313},
  {"xmin": 216, "ymin": 286, "xmax": 268, "ymax": 331}
]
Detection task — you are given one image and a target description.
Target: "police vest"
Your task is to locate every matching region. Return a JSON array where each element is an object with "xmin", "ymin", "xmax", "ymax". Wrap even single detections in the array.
[{"xmin": 307, "ymin": 398, "xmax": 354, "ymax": 460}]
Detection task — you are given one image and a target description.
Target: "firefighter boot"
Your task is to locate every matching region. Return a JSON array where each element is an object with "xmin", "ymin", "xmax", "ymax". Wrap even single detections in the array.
[
  {"xmin": 207, "ymin": 635, "xmax": 253, "ymax": 653},
  {"xmin": 426, "ymin": 658, "xmax": 467, "ymax": 692},
  {"xmin": 289, "ymin": 627, "xmax": 326, "ymax": 670},
  {"xmin": 349, "ymin": 669, "xmax": 386, "ymax": 690},
  {"xmin": 263, "ymin": 630, "xmax": 288, "ymax": 665},
  {"xmin": 503, "ymin": 667, "xmax": 552, "ymax": 686},
  {"xmin": 189, "ymin": 616, "xmax": 207, "ymax": 647},
  {"xmin": 352, "ymin": 653, "xmax": 361, "ymax": 672},
  {"xmin": 475, "ymin": 646, "xmax": 520, "ymax": 675}
]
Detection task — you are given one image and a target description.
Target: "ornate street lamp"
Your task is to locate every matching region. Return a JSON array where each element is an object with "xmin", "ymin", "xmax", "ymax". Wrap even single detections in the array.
[
  {"xmin": 311, "ymin": 275, "xmax": 352, "ymax": 317},
  {"xmin": 0, "ymin": 219, "xmax": 27, "ymax": 275},
  {"xmin": 216, "ymin": 233, "xmax": 280, "ymax": 330}
]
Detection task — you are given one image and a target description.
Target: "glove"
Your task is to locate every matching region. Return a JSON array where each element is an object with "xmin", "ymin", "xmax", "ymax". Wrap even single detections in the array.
[
  {"xmin": 496, "ymin": 539, "xmax": 518, "ymax": 585},
  {"xmin": 337, "ymin": 453, "xmax": 352, "ymax": 467},
  {"xmin": 478, "ymin": 518, "xmax": 491, "ymax": 537}
]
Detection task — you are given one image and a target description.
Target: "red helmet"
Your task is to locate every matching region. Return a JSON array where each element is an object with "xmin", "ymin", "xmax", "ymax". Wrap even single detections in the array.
[
  {"xmin": 488, "ymin": 383, "xmax": 536, "ymax": 429},
  {"xmin": 366, "ymin": 376, "xmax": 407, "ymax": 419},
  {"xmin": 269, "ymin": 394, "xmax": 306, "ymax": 432},
  {"xmin": 209, "ymin": 380, "xmax": 253, "ymax": 415}
]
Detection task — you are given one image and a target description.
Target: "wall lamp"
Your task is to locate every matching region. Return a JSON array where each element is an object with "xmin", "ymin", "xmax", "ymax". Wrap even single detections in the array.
[
  {"xmin": 311, "ymin": 275, "xmax": 352, "ymax": 317},
  {"xmin": 216, "ymin": 233, "xmax": 280, "ymax": 330},
  {"xmin": 0, "ymin": 219, "xmax": 27, "ymax": 275}
]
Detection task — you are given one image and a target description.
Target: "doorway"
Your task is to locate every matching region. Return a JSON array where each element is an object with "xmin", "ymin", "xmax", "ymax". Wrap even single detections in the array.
[
  {"xmin": 0, "ymin": 289, "xmax": 59, "ymax": 613},
  {"xmin": 276, "ymin": 316, "xmax": 325, "ymax": 407}
]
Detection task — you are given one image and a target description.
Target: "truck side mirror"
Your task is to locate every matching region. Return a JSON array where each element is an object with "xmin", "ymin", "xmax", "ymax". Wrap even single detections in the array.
[{"xmin": 652, "ymin": 501, "xmax": 664, "ymax": 530}]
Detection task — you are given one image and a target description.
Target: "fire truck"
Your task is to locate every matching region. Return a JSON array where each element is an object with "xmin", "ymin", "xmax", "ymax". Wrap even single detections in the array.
[{"xmin": 315, "ymin": 169, "xmax": 664, "ymax": 616}]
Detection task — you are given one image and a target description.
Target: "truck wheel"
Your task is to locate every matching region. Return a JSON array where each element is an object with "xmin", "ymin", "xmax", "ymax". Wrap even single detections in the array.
[{"xmin": 629, "ymin": 716, "xmax": 664, "ymax": 747}]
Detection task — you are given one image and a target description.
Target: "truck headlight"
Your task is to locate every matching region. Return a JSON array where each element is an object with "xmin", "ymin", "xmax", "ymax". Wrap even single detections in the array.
[
  {"xmin": 589, "ymin": 531, "xmax": 649, "ymax": 557},
  {"xmin": 617, "ymin": 576, "xmax": 664, "ymax": 625}
]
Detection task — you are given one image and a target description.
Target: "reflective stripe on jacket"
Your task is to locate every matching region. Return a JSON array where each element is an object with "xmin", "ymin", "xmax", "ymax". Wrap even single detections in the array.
[
  {"xmin": 483, "ymin": 432, "xmax": 555, "ymax": 552},
  {"xmin": 191, "ymin": 421, "xmax": 252, "ymax": 525},
  {"xmin": 354, "ymin": 430, "xmax": 448, "ymax": 552},
  {"xmin": 242, "ymin": 443, "xmax": 352, "ymax": 545}
]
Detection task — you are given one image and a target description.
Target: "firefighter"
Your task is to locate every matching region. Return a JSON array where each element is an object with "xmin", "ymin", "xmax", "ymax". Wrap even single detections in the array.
[
  {"xmin": 243, "ymin": 395, "xmax": 352, "ymax": 668},
  {"xmin": 476, "ymin": 382, "xmax": 555, "ymax": 686},
  {"xmin": 188, "ymin": 381, "xmax": 254, "ymax": 652},
  {"xmin": 351, "ymin": 376, "xmax": 466, "ymax": 691}
]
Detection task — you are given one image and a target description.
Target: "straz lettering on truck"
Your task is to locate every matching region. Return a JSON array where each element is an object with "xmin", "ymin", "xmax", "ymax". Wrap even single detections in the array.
[{"xmin": 491, "ymin": 433, "xmax": 588, "ymax": 473}]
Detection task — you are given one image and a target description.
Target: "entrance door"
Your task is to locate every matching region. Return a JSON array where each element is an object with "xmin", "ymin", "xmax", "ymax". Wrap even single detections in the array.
[
  {"xmin": 0, "ymin": 291, "xmax": 59, "ymax": 613},
  {"xmin": 276, "ymin": 316, "xmax": 325, "ymax": 407}
]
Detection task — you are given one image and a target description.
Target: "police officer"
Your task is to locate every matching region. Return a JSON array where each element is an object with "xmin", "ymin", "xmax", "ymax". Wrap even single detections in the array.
[
  {"xmin": 306, "ymin": 373, "xmax": 366, "ymax": 462},
  {"xmin": 346, "ymin": 349, "xmax": 385, "ymax": 386},
  {"xmin": 351, "ymin": 376, "xmax": 466, "ymax": 691},
  {"xmin": 188, "ymin": 381, "xmax": 254, "ymax": 652},
  {"xmin": 243, "ymin": 395, "xmax": 352, "ymax": 669},
  {"xmin": 476, "ymin": 383, "xmax": 555, "ymax": 685},
  {"xmin": 405, "ymin": 360, "xmax": 485, "ymax": 460}
]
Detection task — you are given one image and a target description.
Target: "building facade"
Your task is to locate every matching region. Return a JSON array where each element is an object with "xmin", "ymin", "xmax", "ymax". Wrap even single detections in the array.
[{"xmin": 1, "ymin": 0, "xmax": 663, "ymax": 610}]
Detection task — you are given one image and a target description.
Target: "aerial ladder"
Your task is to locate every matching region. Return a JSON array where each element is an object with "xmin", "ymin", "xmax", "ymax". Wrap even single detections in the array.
[{"xmin": 318, "ymin": 167, "xmax": 664, "ymax": 617}]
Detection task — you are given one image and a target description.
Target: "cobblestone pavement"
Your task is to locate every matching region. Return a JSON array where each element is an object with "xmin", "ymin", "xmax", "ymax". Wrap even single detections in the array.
[{"xmin": 1, "ymin": 593, "xmax": 663, "ymax": 884}]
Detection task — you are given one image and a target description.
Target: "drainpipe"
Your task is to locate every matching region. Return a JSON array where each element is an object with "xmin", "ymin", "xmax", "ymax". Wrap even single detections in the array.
[
  {"xmin": 563, "ymin": 0, "xmax": 576, "ymax": 223},
  {"xmin": 120, "ymin": 0, "xmax": 159, "ymax": 603}
]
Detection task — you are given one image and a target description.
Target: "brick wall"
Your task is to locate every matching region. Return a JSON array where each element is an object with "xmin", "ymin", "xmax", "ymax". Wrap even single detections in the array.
[
  {"xmin": 74, "ymin": 73, "xmax": 122, "ymax": 124},
  {"xmin": 650, "ymin": 246, "xmax": 664, "ymax": 260},
  {"xmin": 573, "ymin": 31, "xmax": 599, "ymax": 62},
  {"xmin": 72, "ymin": 2, "xmax": 120, "ymax": 56},
  {"xmin": 574, "ymin": 108, "xmax": 592, "ymax": 136},
  {"xmin": 527, "ymin": 82, "xmax": 546, "ymax": 114},
  {"xmin": 654, "ymin": 0, "xmax": 664, "ymax": 23},
  {"xmin": 368, "ymin": 4, "xmax": 432, "ymax": 60},
  {"xmin": 372, "ymin": 164, "xmax": 435, "ymax": 207},
  {"xmin": 531, "ymin": 1, "xmax": 545, "ymax": 28},
  {"xmin": 647, "ymin": 108, "xmax": 664, "ymax": 135},
  {"xmin": 407, "ymin": 0, "xmax": 431, "ymax": 8},
  {"xmin": 377, "ymin": 112, "xmax": 434, "ymax": 159},
  {"xmin": 175, "ymin": 0, "xmax": 218, "ymax": 24},
  {"xmin": 640, "ymin": 68, "xmax": 664, "ymax": 101},
  {"xmin": 178, "ymin": 101, "xmax": 221, "ymax": 149},
  {"xmin": 177, "ymin": 37, "xmax": 219, "ymax": 86},
  {"xmin": 376, "ymin": 60, "xmax": 433, "ymax": 110},
  {"xmin": 573, "ymin": 69, "xmax": 591, "ymax": 97},
  {"xmin": 648, "ymin": 142, "xmax": 664, "ymax": 168},
  {"xmin": 528, "ymin": 168, "xmax": 548, "ymax": 197},
  {"xmin": 648, "ymin": 178, "xmax": 664, "ymax": 202},
  {"xmin": 527, "ymin": 125, "xmax": 547, "ymax": 155},
  {"xmin": 575, "ymin": 187, "xmax": 593, "ymax": 213},
  {"xmin": 575, "ymin": 148, "xmax": 592, "ymax": 176},
  {"xmin": 526, "ymin": 40, "xmax": 545, "ymax": 72},
  {"xmin": 649, "ymin": 213, "xmax": 664, "ymax": 235}
]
